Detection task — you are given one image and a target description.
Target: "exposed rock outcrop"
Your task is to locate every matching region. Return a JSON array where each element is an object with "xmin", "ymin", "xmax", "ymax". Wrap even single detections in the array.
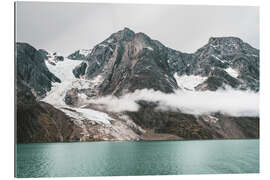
[{"xmin": 67, "ymin": 49, "xmax": 91, "ymax": 60}]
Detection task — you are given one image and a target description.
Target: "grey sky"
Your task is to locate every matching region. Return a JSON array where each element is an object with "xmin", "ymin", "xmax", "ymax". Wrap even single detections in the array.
[{"xmin": 16, "ymin": 2, "xmax": 259, "ymax": 56}]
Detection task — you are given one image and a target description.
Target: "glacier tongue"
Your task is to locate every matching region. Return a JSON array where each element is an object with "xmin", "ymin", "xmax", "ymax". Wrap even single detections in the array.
[
  {"xmin": 43, "ymin": 59, "xmax": 89, "ymax": 106},
  {"xmin": 42, "ymin": 58, "xmax": 111, "ymax": 125},
  {"xmin": 45, "ymin": 58, "xmax": 82, "ymax": 82},
  {"xmin": 60, "ymin": 107, "xmax": 112, "ymax": 125}
]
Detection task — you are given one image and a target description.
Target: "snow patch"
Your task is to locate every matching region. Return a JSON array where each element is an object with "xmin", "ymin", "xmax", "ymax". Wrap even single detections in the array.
[
  {"xmin": 225, "ymin": 67, "xmax": 239, "ymax": 78},
  {"xmin": 43, "ymin": 58, "xmax": 103, "ymax": 106},
  {"xmin": 174, "ymin": 73, "xmax": 207, "ymax": 91},
  {"xmin": 98, "ymin": 44, "xmax": 107, "ymax": 48},
  {"xmin": 106, "ymin": 38, "xmax": 114, "ymax": 43},
  {"xmin": 251, "ymin": 54, "xmax": 258, "ymax": 57},
  {"xmin": 211, "ymin": 55, "xmax": 225, "ymax": 63},
  {"xmin": 45, "ymin": 59, "xmax": 82, "ymax": 82},
  {"xmin": 42, "ymin": 58, "xmax": 112, "ymax": 125},
  {"xmin": 79, "ymin": 49, "xmax": 91, "ymax": 57}
]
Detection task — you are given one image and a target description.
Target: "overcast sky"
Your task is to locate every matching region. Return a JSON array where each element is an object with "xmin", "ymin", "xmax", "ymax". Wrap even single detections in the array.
[{"xmin": 16, "ymin": 2, "xmax": 259, "ymax": 56}]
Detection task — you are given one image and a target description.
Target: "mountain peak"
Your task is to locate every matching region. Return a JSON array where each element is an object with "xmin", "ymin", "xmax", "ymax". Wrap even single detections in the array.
[
  {"xmin": 123, "ymin": 27, "xmax": 134, "ymax": 33},
  {"xmin": 208, "ymin": 36, "xmax": 243, "ymax": 45},
  {"xmin": 205, "ymin": 36, "xmax": 259, "ymax": 55},
  {"xmin": 109, "ymin": 27, "xmax": 135, "ymax": 42}
]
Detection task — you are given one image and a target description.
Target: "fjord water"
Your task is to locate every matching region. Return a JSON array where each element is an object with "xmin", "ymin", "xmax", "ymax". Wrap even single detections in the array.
[{"xmin": 16, "ymin": 140, "xmax": 259, "ymax": 177}]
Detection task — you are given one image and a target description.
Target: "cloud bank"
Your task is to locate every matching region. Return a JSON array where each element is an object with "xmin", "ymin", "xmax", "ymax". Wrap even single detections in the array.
[{"xmin": 89, "ymin": 89, "xmax": 259, "ymax": 117}]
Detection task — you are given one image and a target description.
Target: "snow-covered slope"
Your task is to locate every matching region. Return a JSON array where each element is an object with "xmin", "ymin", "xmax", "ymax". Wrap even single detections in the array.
[
  {"xmin": 43, "ymin": 59, "xmax": 86, "ymax": 105},
  {"xmin": 61, "ymin": 107, "xmax": 112, "ymax": 125},
  {"xmin": 42, "ymin": 58, "xmax": 109, "ymax": 124},
  {"xmin": 174, "ymin": 73, "xmax": 207, "ymax": 91},
  {"xmin": 41, "ymin": 57, "xmax": 144, "ymax": 141}
]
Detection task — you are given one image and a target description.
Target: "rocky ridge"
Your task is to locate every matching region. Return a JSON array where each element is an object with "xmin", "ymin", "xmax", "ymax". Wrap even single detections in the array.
[{"xmin": 73, "ymin": 28, "xmax": 259, "ymax": 94}]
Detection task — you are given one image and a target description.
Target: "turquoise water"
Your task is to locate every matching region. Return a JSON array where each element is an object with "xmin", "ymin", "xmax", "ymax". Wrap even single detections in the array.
[{"xmin": 16, "ymin": 139, "xmax": 259, "ymax": 177}]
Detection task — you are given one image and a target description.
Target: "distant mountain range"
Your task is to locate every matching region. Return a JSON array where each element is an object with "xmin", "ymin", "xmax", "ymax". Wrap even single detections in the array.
[
  {"xmin": 73, "ymin": 27, "xmax": 259, "ymax": 96},
  {"xmin": 15, "ymin": 28, "xmax": 260, "ymax": 143}
]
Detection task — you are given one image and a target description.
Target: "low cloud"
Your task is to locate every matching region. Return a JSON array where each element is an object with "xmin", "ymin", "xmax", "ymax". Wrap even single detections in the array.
[{"xmin": 89, "ymin": 89, "xmax": 259, "ymax": 117}]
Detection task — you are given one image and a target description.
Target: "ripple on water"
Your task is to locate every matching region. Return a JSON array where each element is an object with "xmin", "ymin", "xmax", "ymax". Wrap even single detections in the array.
[{"xmin": 16, "ymin": 140, "xmax": 259, "ymax": 177}]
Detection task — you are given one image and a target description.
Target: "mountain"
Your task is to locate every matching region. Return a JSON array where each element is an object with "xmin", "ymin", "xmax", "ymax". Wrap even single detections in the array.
[
  {"xmin": 188, "ymin": 37, "xmax": 259, "ymax": 91},
  {"xmin": 16, "ymin": 43, "xmax": 61, "ymax": 97},
  {"xmin": 15, "ymin": 47, "xmax": 144, "ymax": 143},
  {"xmin": 67, "ymin": 49, "xmax": 92, "ymax": 60},
  {"xmin": 73, "ymin": 28, "xmax": 179, "ymax": 96},
  {"xmin": 15, "ymin": 28, "xmax": 260, "ymax": 143},
  {"xmin": 73, "ymin": 28, "xmax": 259, "ymax": 96}
]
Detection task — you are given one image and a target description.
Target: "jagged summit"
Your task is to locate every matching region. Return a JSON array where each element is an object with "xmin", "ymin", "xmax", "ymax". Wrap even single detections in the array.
[
  {"xmin": 122, "ymin": 27, "xmax": 135, "ymax": 34},
  {"xmin": 105, "ymin": 27, "xmax": 135, "ymax": 42},
  {"xmin": 104, "ymin": 28, "xmax": 156, "ymax": 46},
  {"xmin": 204, "ymin": 36, "xmax": 259, "ymax": 55},
  {"xmin": 208, "ymin": 36, "xmax": 243, "ymax": 43}
]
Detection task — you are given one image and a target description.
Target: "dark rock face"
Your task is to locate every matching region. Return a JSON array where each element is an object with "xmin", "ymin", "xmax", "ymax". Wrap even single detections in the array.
[
  {"xmin": 64, "ymin": 88, "xmax": 79, "ymax": 106},
  {"xmin": 73, "ymin": 28, "xmax": 259, "ymax": 94},
  {"xmin": 73, "ymin": 28, "xmax": 179, "ymax": 96},
  {"xmin": 38, "ymin": 49, "xmax": 49, "ymax": 60},
  {"xmin": 17, "ymin": 101, "xmax": 76, "ymax": 143},
  {"xmin": 73, "ymin": 62, "xmax": 87, "ymax": 78},
  {"xmin": 127, "ymin": 101, "xmax": 259, "ymax": 140},
  {"xmin": 55, "ymin": 56, "xmax": 64, "ymax": 61},
  {"xmin": 16, "ymin": 43, "xmax": 61, "ymax": 97}
]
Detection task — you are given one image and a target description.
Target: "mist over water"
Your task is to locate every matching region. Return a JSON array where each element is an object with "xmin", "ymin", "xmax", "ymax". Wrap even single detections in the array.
[{"xmin": 90, "ymin": 89, "xmax": 259, "ymax": 117}]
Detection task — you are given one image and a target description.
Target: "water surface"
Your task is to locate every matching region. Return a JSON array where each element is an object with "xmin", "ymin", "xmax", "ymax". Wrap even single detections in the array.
[{"xmin": 16, "ymin": 139, "xmax": 259, "ymax": 177}]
